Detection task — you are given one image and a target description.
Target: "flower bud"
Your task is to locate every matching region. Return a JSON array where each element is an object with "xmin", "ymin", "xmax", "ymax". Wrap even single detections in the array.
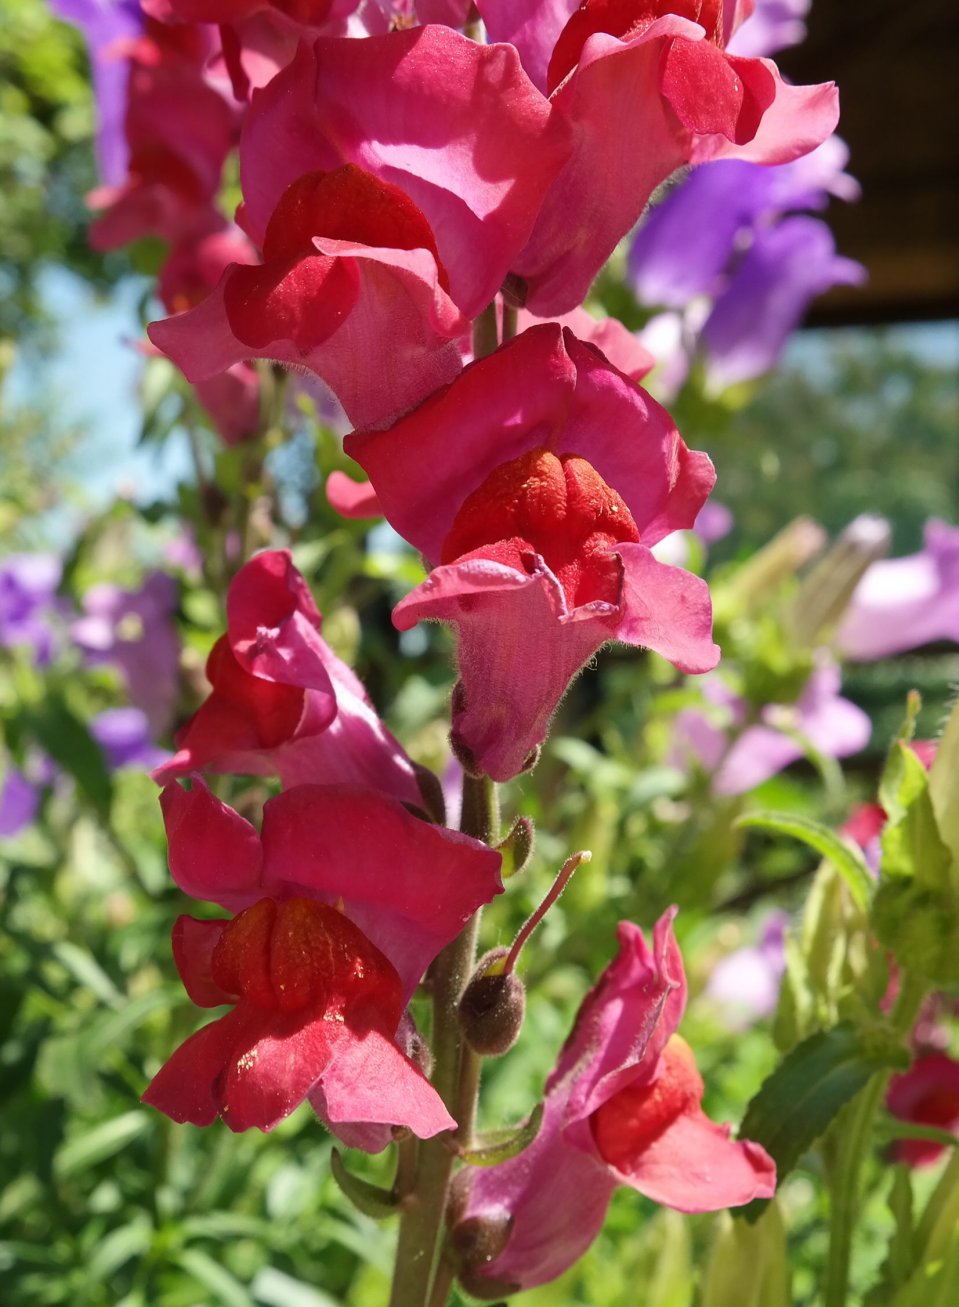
[
  {"xmin": 448, "ymin": 1198, "xmax": 517, "ymax": 1302},
  {"xmin": 459, "ymin": 948, "xmax": 526, "ymax": 1056}
]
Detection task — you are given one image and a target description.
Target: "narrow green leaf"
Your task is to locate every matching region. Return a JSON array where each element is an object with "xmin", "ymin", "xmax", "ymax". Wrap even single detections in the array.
[
  {"xmin": 87, "ymin": 1216, "xmax": 153, "ymax": 1281},
  {"xmin": 736, "ymin": 1023, "xmax": 907, "ymax": 1220},
  {"xmin": 54, "ymin": 1111, "xmax": 150, "ymax": 1179},
  {"xmin": 874, "ymin": 1118, "xmax": 959, "ymax": 1150},
  {"xmin": 329, "ymin": 1148, "xmax": 400, "ymax": 1220},
  {"xmin": 176, "ymin": 1248, "xmax": 255, "ymax": 1307},
  {"xmin": 736, "ymin": 812, "xmax": 873, "ymax": 910},
  {"xmin": 51, "ymin": 940, "xmax": 123, "ymax": 1008},
  {"xmin": 459, "ymin": 1103, "xmax": 544, "ymax": 1167},
  {"xmin": 252, "ymin": 1268, "xmax": 342, "ymax": 1307}
]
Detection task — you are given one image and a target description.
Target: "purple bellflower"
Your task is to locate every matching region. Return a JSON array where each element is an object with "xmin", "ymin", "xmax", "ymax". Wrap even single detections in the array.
[{"xmin": 837, "ymin": 520, "xmax": 959, "ymax": 660}]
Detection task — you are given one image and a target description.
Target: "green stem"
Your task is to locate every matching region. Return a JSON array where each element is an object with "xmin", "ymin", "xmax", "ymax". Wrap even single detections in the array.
[
  {"xmin": 387, "ymin": 775, "xmax": 496, "ymax": 1307},
  {"xmin": 823, "ymin": 972, "xmax": 928, "ymax": 1307},
  {"xmin": 472, "ymin": 302, "xmax": 500, "ymax": 361}
]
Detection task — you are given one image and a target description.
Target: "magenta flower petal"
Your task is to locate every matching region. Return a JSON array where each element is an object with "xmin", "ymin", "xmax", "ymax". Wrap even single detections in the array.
[
  {"xmin": 887, "ymin": 1052, "xmax": 959, "ymax": 1167},
  {"xmin": 310, "ymin": 1025, "xmax": 455, "ymax": 1147},
  {"xmin": 395, "ymin": 552, "xmax": 614, "ymax": 781},
  {"xmin": 258, "ymin": 785, "xmax": 504, "ymax": 1000},
  {"xmin": 325, "ymin": 471, "xmax": 382, "ymax": 520},
  {"xmin": 171, "ymin": 916, "xmax": 233, "ymax": 1008},
  {"xmin": 143, "ymin": 1006, "xmax": 252, "ymax": 1128},
  {"xmin": 557, "ymin": 916, "xmax": 686, "ymax": 1118},
  {"xmin": 620, "ymin": 1107, "xmax": 777, "ymax": 1212},
  {"xmin": 154, "ymin": 550, "xmax": 420, "ymax": 804},
  {"xmin": 690, "ymin": 57, "xmax": 839, "ymax": 168},
  {"xmin": 350, "ymin": 324, "xmax": 717, "ymax": 780},
  {"xmin": 347, "ymin": 324, "xmax": 713, "ymax": 563},
  {"xmin": 615, "ymin": 545, "xmax": 720, "ymax": 675},
  {"xmin": 161, "ymin": 780, "xmax": 265, "ymax": 910},
  {"xmin": 150, "ymin": 243, "xmax": 467, "ymax": 431},
  {"xmin": 226, "ymin": 551, "xmax": 331, "ymax": 691},
  {"xmin": 477, "ymin": 0, "xmax": 581, "ymax": 94}
]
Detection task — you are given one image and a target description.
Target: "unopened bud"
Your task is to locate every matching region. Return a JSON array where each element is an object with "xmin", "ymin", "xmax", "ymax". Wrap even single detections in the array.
[
  {"xmin": 448, "ymin": 1198, "xmax": 518, "ymax": 1302},
  {"xmin": 459, "ymin": 948, "xmax": 526, "ymax": 1056},
  {"xmin": 787, "ymin": 513, "xmax": 891, "ymax": 646},
  {"xmin": 714, "ymin": 516, "xmax": 826, "ymax": 620}
]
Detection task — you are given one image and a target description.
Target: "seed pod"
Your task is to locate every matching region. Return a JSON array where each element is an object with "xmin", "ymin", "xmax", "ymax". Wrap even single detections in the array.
[{"xmin": 459, "ymin": 947, "xmax": 526, "ymax": 1056}]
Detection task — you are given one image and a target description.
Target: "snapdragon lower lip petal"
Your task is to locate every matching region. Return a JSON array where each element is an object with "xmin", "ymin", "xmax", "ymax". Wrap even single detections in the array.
[
  {"xmin": 149, "ymin": 242, "xmax": 467, "ymax": 431},
  {"xmin": 393, "ymin": 551, "xmax": 617, "ymax": 783}
]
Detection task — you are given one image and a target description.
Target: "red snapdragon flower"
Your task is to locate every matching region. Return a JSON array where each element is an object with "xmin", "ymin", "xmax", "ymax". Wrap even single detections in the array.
[
  {"xmin": 452, "ymin": 911, "xmax": 775, "ymax": 1293},
  {"xmin": 148, "ymin": 24, "xmax": 573, "ymax": 429},
  {"xmin": 887, "ymin": 1052, "xmax": 959, "ymax": 1167},
  {"xmin": 153, "ymin": 550, "xmax": 423, "ymax": 807},
  {"xmin": 484, "ymin": 0, "xmax": 840, "ymax": 313},
  {"xmin": 144, "ymin": 778, "xmax": 503, "ymax": 1142},
  {"xmin": 347, "ymin": 324, "xmax": 719, "ymax": 780}
]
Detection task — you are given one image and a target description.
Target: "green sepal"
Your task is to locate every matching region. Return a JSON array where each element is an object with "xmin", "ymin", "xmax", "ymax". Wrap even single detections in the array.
[
  {"xmin": 458, "ymin": 1103, "xmax": 544, "ymax": 1167},
  {"xmin": 329, "ymin": 1148, "xmax": 400, "ymax": 1220},
  {"xmin": 736, "ymin": 810, "xmax": 873, "ymax": 910},
  {"xmin": 872, "ymin": 880, "xmax": 959, "ymax": 986},
  {"xmin": 736, "ymin": 1022, "xmax": 908, "ymax": 1222},
  {"xmin": 494, "ymin": 817, "xmax": 535, "ymax": 879},
  {"xmin": 878, "ymin": 742, "xmax": 951, "ymax": 888}
]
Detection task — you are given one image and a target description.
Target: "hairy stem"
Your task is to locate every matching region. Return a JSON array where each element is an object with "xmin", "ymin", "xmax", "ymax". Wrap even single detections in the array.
[{"xmin": 388, "ymin": 774, "xmax": 496, "ymax": 1307}]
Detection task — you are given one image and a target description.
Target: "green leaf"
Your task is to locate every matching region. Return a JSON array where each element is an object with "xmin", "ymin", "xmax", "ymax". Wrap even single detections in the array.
[
  {"xmin": 879, "ymin": 753, "xmax": 952, "ymax": 890},
  {"xmin": 736, "ymin": 1023, "xmax": 907, "ymax": 1220},
  {"xmin": 252, "ymin": 1268, "xmax": 342, "ymax": 1307},
  {"xmin": 459, "ymin": 1102, "xmax": 544, "ymax": 1167},
  {"xmin": 87, "ymin": 1216, "xmax": 154, "ymax": 1281},
  {"xmin": 50, "ymin": 940, "xmax": 123, "ymax": 1008},
  {"xmin": 329, "ymin": 1149, "xmax": 400, "ymax": 1220},
  {"xmin": 54, "ymin": 1110, "xmax": 151, "ymax": 1179},
  {"xmin": 24, "ymin": 695, "xmax": 112, "ymax": 817},
  {"xmin": 736, "ymin": 811, "xmax": 873, "ymax": 910},
  {"xmin": 176, "ymin": 1248, "xmax": 255, "ymax": 1307}
]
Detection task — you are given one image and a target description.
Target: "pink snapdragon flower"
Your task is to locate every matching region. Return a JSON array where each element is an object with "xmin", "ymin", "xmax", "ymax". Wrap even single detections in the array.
[
  {"xmin": 347, "ymin": 324, "xmax": 719, "ymax": 781},
  {"xmin": 233, "ymin": 25, "xmax": 571, "ymax": 321},
  {"xmin": 836, "ymin": 520, "xmax": 959, "ymax": 660},
  {"xmin": 453, "ymin": 912, "xmax": 775, "ymax": 1294},
  {"xmin": 144, "ymin": 779, "xmax": 503, "ymax": 1141},
  {"xmin": 492, "ymin": 0, "xmax": 840, "ymax": 314},
  {"xmin": 153, "ymin": 550, "xmax": 422, "ymax": 805},
  {"xmin": 149, "ymin": 25, "xmax": 572, "ymax": 429}
]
